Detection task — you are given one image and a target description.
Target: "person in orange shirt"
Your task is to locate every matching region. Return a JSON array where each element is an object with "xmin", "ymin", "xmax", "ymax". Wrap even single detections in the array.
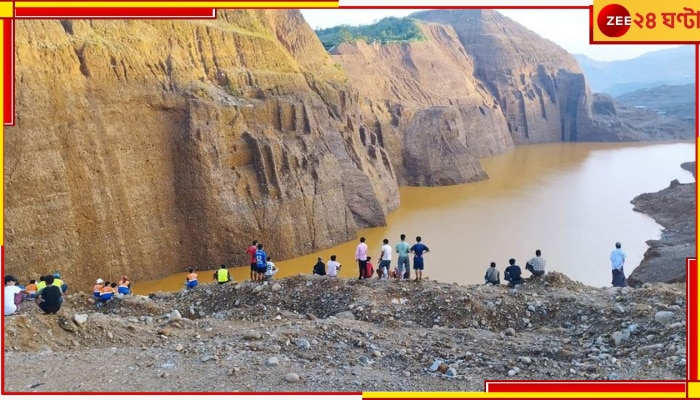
[
  {"xmin": 117, "ymin": 276, "xmax": 131, "ymax": 295},
  {"xmin": 93, "ymin": 279, "xmax": 105, "ymax": 300},
  {"xmin": 97, "ymin": 281, "xmax": 114, "ymax": 306},
  {"xmin": 24, "ymin": 279, "xmax": 37, "ymax": 300},
  {"xmin": 185, "ymin": 268, "xmax": 198, "ymax": 289}
]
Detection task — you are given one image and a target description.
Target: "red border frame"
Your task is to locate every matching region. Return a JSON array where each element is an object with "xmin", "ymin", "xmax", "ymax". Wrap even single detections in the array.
[{"xmin": 1, "ymin": 3, "xmax": 698, "ymax": 398}]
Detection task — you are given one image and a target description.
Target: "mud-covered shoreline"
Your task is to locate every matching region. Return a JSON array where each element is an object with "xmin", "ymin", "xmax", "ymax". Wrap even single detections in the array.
[{"xmin": 628, "ymin": 162, "xmax": 696, "ymax": 286}]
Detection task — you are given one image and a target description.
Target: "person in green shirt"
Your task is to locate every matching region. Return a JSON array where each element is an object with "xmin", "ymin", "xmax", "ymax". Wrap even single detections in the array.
[{"xmin": 394, "ymin": 234, "xmax": 411, "ymax": 280}]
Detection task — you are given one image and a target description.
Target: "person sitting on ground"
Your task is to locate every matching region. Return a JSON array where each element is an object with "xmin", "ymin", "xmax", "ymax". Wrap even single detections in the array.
[
  {"xmin": 264, "ymin": 256, "xmax": 278, "ymax": 281},
  {"xmin": 185, "ymin": 268, "xmax": 198, "ymax": 289},
  {"xmin": 312, "ymin": 257, "xmax": 326, "ymax": 276},
  {"xmin": 93, "ymin": 279, "xmax": 105, "ymax": 300},
  {"xmin": 484, "ymin": 262, "xmax": 501, "ymax": 285},
  {"xmin": 117, "ymin": 275, "xmax": 131, "ymax": 295},
  {"xmin": 327, "ymin": 255, "xmax": 341, "ymax": 278},
  {"xmin": 110, "ymin": 282, "xmax": 121, "ymax": 299},
  {"xmin": 97, "ymin": 281, "xmax": 114, "ymax": 305},
  {"xmin": 214, "ymin": 265, "xmax": 232, "ymax": 284},
  {"xmin": 4, "ymin": 275, "xmax": 23, "ymax": 316},
  {"xmin": 525, "ymin": 249, "xmax": 546, "ymax": 278},
  {"xmin": 36, "ymin": 276, "xmax": 47, "ymax": 296},
  {"xmin": 53, "ymin": 273, "xmax": 68, "ymax": 294},
  {"xmin": 35, "ymin": 275, "xmax": 63, "ymax": 314},
  {"xmin": 365, "ymin": 256, "xmax": 375, "ymax": 279},
  {"xmin": 24, "ymin": 279, "xmax": 37, "ymax": 301},
  {"xmin": 504, "ymin": 258, "xmax": 523, "ymax": 288}
]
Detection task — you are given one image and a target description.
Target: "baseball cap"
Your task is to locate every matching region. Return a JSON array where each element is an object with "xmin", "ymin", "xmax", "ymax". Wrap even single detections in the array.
[{"xmin": 96, "ymin": 278, "xmax": 104, "ymax": 284}]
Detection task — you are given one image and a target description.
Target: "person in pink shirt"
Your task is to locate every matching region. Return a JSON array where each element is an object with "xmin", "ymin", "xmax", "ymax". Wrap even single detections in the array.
[
  {"xmin": 247, "ymin": 240, "xmax": 258, "ymax": 281},
  {"xmin": 355, "ymin": 237, "xmax": 368, "ymax": 280}
]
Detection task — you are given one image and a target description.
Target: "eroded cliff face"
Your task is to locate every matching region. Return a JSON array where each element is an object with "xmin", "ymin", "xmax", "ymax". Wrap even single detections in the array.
[
  {"xmin": 7, "ymin": 11, "xmax": 399, "ymax": 287},
  {"xmin": 411, "ymin": 10, "xmax": 595, "ymax": 145},
  {"xmin": 329, "ymin": 22, "xmax": 513, "ymax": 186}
]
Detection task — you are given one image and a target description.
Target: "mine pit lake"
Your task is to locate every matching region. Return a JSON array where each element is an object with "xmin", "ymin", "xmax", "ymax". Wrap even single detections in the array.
[{"xmin": 134, "ymin": 141, "xmax": 696, "ymax": 294}]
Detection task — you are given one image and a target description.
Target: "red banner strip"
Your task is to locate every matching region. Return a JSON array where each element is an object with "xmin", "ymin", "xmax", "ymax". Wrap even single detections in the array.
[
  {"xmin": 690, "ymin": 258, "xmax": 697, "ymax": 380},
  {"xmin": 486, "ymin": 381, "xmax": 687, "ymax": 393},
  {"xmin": 3, "ymin": 18, "xmax": 13, "ymax": 126},
  {"xmin": 14, "ymin": 7, "xmax": 217, "ymax": 18}
]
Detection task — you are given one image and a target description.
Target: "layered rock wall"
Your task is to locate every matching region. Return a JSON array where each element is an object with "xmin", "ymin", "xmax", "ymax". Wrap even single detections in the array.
[{"xmin": 6, "ymin": 11, "xmax": 398, "ymax": 287}]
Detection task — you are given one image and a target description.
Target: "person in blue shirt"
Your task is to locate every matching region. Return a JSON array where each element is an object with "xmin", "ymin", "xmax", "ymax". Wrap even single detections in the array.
[
  {"xmin": 255, "ymin": 243, "xmax": 268, "ymax": 282},
  {"xmin": 610, "ymin": 242, "xmax": 627, "ymax": 287},
  {"xmin": 409, "ymin": 236, "xmax": 430, "ymax": 281}
]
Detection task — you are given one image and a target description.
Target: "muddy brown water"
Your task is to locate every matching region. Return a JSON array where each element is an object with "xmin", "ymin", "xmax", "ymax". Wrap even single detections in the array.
[{"xmin": 134, "ymin": 142, "xmax": 696, "ymax": 294}]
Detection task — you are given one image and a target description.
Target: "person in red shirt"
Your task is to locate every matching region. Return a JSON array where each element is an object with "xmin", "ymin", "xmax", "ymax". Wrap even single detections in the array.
[{"xmin": 246, "ymin": 240, "xmax": 258, "ymax": 281}]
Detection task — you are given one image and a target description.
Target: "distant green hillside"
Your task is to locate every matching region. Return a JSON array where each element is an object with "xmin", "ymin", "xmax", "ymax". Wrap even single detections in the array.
[{"xmin": 315, "ymin": 17, "xmax": 427, "ymax": 50}]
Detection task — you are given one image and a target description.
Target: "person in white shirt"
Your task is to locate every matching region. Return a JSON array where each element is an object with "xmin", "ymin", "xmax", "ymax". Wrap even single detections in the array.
[
  {"xmin": 4, "ymin": 275, "xmax": 23, "ymax": 316},
  {"xmin": 378, "ymin": 238, "xmax": 392, "ymax": 280},
  {"xmin": 264, "ymin": 256, "xmax": 278, "ymax": 280},
  {"xmin": 355, "ymin": 237, "xmax": 368, "ymax": 280},
  {"xmin": 327, "ymin": 255, "xmax": 342, "ymax": 277}
]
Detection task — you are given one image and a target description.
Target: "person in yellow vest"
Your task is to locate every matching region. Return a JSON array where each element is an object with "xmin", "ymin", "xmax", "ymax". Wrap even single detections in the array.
[
  {"xmin": 185, "ymin": 268, "xmax": 198, "ymax": 289},
  {"xmin": 52, "ymin": 273, "xmax": 67, "ymax": 294},
  {"xmin": 36, "ymin": 276, "xmax": 47, "ymax": 295},
  {"xmin": 117, "ymin": 276, "xmax": 131, "ymax": 295},
  {"xmin": 213, "ymin": 265, "xmax": 231, "ymax": 284}
]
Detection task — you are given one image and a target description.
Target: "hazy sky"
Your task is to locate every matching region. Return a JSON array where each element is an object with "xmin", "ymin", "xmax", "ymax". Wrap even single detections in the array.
[{"xmin": 300, "ymin": 9, "xmax": 685, "ymax": 61}]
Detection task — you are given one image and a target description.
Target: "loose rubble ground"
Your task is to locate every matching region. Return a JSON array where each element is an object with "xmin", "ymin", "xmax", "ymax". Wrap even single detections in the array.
[{"xmin": 3, "ymin": 273, "xmax": 686, "ymax": 392}]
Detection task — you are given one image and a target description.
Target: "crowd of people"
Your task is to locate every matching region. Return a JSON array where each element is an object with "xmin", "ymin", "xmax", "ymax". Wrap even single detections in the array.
[
  {"xmin": 92, "ymin": 275, "xmax": 131, "ymax": 306},
  {"xmin": 309, "ymin": 234, "xmax": 431, "ymax": 282},
  {"xmin": 2, "ymin": 238, "xmax": 629, "ymax": 318},
  {"xmin": 3, "ymin": 273, "xmax": 68, "ymax": 316},
  {"xmin": 180, "ymin": 237, "xmax": 627, "ymax": 290},
  {"xmin": 483, "ymin": 242, "xmax": 628, "ymax": 288}
]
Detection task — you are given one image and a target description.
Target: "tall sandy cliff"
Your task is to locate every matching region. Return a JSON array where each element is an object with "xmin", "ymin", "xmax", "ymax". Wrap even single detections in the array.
[
  {"xmin": 411, "ymin": 10, "xmax": 595, "ymax": 144},
  {"xmin": 6, "ymin": 11, "xmax": 400, "ymax": 287},
  {"xmin": 329, "ymin": 22, "xmax": 514, "ymax": 186}
]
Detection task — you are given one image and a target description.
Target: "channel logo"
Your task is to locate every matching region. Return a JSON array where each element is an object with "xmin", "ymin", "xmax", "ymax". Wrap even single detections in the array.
[{"xmin": 596, "ymin": 3, "xmax": 632, "ymax": 37}]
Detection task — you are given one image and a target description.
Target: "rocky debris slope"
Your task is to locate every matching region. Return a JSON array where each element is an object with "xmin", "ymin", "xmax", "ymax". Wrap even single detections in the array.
[
  {"xmin": 616, "ymin": 84, "xmax": 695, "ymax": 127},
  {"xmin": 7, "ymin": 11, "xmax": 400, "ymax": 288},
  {"xmin": 628, "ymin": 162, "xmax": 696, "ymax": 286},
  {"xmin": 587, "ymin": 94, "xmax": 695, "ymax": 141},
  {"xmin": 4, "ymin": 273, "xmax": 686, "ymax": 392}
]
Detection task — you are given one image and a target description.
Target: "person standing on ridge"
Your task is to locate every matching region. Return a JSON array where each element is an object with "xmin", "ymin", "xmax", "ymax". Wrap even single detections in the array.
[
  {"xmin": 409, "ymin": 236, "xmax": 430, "ymax": 281},
  {"xmin": 525, "ymin": 249, "xmax": 546, "ymax": 278},
  {"xmin": 247, "ymin": 240, "xmax": 258, "ymax": 282},
  {"xmin": 356, "ymin": 237, "xmax": 369, "ymax": 280},
  {"xmin": 610, "ymin": 242, "xmax": 627, "ymax": 288},
  {"xmin": 378, "ymin": 238, "xmax": 392, "ymax": 280},
  {"xmin": 395, "ymin": 234, "xmax": 411, "ymax": 280},
  {"xmin": 255, "ymin": 243, "xmax": 268, "ymax": 282}
]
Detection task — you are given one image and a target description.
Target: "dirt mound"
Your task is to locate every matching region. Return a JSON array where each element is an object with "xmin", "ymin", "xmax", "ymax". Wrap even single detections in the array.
[{"xmin": 4, "ymin": 275, "xmax": 686, "ymax": 392}]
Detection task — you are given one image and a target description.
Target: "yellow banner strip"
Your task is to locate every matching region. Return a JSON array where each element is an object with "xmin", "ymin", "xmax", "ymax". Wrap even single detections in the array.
[{"xmin": 15, "ymin": 1, "xmax": 338, "ymax": 7}]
